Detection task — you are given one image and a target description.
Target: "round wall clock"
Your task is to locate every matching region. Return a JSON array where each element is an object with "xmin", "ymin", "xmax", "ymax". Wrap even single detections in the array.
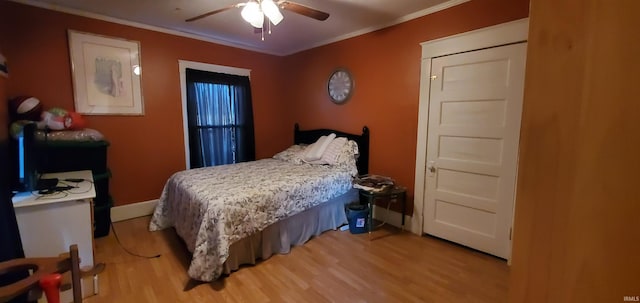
[{"xmin": 327, "ymin": 68, "xmax": 354, "ymax": 104}]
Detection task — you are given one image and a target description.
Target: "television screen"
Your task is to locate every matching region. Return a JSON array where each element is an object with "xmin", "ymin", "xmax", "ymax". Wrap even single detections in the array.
[{"xmin": 15, "ymin": 123, "xmax": 38, "ymax": 192}]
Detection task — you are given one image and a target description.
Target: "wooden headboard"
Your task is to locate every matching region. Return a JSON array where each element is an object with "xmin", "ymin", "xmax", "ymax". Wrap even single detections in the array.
[{"xmin": 293, "ymin": 123, "xmax": 369, "ymax": 175}]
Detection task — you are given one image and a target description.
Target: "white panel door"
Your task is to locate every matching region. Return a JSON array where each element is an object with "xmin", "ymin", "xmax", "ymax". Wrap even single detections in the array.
[{"xmin": 423, "ymin": 43, "xmax": 526, "ymax": 259}]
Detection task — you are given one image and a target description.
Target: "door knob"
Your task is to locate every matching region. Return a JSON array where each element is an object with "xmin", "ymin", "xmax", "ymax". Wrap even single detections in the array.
[{"xmin": 427, "ymin": 161, "xmax": 436, "ymax": 174}]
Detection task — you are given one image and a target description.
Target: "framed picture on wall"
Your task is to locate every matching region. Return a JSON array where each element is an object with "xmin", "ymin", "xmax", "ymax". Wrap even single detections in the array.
[{"xmin": 68, "ymin": 30, "xmax": 144, "ymax": 115}]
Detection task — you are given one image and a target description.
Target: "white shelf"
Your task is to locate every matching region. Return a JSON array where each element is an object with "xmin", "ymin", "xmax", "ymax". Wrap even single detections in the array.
[{"xmin": 12, "ymin": 170, "xmax": 96, "ymax": 207}]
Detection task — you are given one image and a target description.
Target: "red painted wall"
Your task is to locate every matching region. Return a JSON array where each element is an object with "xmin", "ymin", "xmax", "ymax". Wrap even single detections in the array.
[
  {"xmin": 0, "ymin": 0, "xmax": 529, "ymax": 210},
  {"xmin": 0, "ymin": 2, "xmax": 288, "ymax": 206},
  {"xmin": 283, "ymin": 0, "xmax": 530, "ymax": 214}
]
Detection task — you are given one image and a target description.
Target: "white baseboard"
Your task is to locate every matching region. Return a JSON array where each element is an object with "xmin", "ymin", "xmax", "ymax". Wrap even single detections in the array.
[
  {"xmin": 110, "ymin": 199, "xmax": 158, "ymax": 222},
  {"xmin": 371, "ymin": 205, "xmax": 412, "ymax": 230}
]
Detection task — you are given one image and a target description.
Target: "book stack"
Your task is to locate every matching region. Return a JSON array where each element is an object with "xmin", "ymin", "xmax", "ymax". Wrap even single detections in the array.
[{"xmin": 353, "ymin": 174, "xmax": 395, "ymax": 192}]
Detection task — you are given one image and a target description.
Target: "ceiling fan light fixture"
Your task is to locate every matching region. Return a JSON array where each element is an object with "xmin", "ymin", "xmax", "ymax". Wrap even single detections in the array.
[
  {"xmin": 261, "ymin": 0, "xmax": 283, "ymax": 26},
  {"xmin": 241, "ymin": 1, "xmax": 264, "ymax": 28}
]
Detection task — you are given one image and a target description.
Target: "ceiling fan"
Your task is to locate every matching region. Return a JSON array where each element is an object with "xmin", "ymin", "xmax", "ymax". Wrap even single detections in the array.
[{"xmin": 186, "ymin": 0, "xmax": 329, "ymax": 39}]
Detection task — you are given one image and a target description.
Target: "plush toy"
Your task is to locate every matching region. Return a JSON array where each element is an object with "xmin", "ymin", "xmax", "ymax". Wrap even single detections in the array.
[
  {"xmin": 9, "ymin": 120, "xmax": 32, "ymax": 139},
  {"xmin": 65, "ymin": 111, "xmax": 87, "ymax": 130},
  {"xmin": 38, "ymin": 107, "xmax": 87, "ymax": 130}
]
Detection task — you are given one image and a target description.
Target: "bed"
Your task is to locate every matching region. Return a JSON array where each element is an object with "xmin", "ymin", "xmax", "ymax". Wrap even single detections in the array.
[{"xmin": 149, "ymin": 124, "xmax": 370, "ymax": 282}]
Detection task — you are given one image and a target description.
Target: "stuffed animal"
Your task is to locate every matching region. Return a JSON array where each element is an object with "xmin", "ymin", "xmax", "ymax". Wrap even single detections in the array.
[
  {"xmin": 9, "ymin": 95, "xmax": 87, "ymax": 130},
  {"xmin": 65, "ymin": 111, "xmax": 87, "ymax": 130},
  {"xmin": 9, "ymin": 120, "xmax": 33, "ymax": 139},
  {"xmin": 38, "ymin": 107, "xmax": 87, "ymax": 130}
]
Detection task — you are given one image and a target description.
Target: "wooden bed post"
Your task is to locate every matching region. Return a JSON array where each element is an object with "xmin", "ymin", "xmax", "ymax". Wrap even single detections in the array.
[{"xmin": 359, "ymin": 126, "xmax": 370, "ymax": 175}]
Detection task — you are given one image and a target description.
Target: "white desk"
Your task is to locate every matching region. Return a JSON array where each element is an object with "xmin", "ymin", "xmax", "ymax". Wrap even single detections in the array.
[{"xmin": 12, "ymin": 170, "xmax": 98, "ymax": 301}]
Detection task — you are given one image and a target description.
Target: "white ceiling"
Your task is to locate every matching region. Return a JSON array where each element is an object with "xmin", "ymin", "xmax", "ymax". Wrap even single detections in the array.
[{"xmin": 14, "ymin": 0, "xmax": 468, "ymax": 56}]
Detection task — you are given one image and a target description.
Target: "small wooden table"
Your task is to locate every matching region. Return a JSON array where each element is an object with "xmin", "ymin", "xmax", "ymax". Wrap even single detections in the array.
[{"xmin": 358, "ymin": 186, "xmax": 407, "ymax": 233}]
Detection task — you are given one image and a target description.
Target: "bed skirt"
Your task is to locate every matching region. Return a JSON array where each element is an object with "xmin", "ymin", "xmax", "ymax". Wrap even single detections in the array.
[{"xmin": 221, "ymin": 188, "xmax": 358, "ymax": 274}]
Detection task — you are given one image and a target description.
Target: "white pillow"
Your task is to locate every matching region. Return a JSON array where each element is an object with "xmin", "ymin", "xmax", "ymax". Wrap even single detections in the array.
[
  {"xmin": 320, "ymin": 137, "xmax": 347, "ymax": 165},
  {"xmin": 334, "ymin": 140, "xmax": 359, "ymax": 176},
  {"xmin": 302, "ymin": 133, "xmax": 336, "ymax": 162},
  {"xmin": 273, "ymin": 144, "xmax": 306, "ymax": 164},
  {"xmin": 301, "ymin": 136, "xmax": 323, "ymax": 161}
]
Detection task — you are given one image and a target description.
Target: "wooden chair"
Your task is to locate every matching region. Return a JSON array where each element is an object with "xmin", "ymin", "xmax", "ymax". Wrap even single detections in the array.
[{"xmin": 0, "ymin": 244, "xmax": 82, "ymax": 303}]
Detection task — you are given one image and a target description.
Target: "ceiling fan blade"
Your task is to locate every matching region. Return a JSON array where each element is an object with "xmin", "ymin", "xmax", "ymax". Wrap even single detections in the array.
[
  {"xmin": 185, "ymin": 4, "xmax": 239, "ymax": 22},
  {"xmin": 279, "ymin": 1, "xmax": 330, "ymax": 21}
]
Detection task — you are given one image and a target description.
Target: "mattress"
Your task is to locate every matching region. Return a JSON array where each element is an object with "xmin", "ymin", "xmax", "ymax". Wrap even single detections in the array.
[{"xmin": 149, "ymin": 158, "xmax": 354, "ymax": 281}]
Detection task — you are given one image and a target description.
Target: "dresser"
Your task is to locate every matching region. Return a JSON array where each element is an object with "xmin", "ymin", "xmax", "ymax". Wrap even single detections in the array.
[
  {"xmin": 12, "ymin": 170, "xmax": 98, "ymax": 300},
  {"xmin": 36, "ymin": 139, "xmax": 112, "ymax": 237}
]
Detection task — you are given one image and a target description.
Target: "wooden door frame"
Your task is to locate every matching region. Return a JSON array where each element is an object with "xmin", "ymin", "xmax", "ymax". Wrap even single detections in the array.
[{"xmin": 412, "ymin": 18, "xmax": 529, "ymax": 241}]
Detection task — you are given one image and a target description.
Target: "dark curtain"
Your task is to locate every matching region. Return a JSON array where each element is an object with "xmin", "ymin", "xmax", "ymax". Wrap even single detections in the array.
[{"xmin": 186, "ymin": 68, "xmax": 255, "ymax": 168}]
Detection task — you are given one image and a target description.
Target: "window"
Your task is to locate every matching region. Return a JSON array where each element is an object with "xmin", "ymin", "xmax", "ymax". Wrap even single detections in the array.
[{"xmin": 184, "ymin": 68, "xmax": 255, "ymax": 168}]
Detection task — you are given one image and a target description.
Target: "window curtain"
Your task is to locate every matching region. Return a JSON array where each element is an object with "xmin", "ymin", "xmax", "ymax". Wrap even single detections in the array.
[{"xmin": 186, "ymin": 68, "xmax": 255, "ymax": 168}]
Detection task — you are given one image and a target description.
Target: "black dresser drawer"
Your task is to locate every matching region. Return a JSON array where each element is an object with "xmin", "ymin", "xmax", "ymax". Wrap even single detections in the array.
[
  {"xmin": 93, "ymin": 170, "xmax": 111, "ymax": 206},
  {"xmin": 36, "ymin": 140, "xmax": 109, "ymax": 174},
  {"xmin": 94, "ymin": 196, "xmax": 113, "ymax": 238}
]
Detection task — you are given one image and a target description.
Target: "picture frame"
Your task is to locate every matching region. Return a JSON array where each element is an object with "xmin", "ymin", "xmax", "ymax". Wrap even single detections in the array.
[{"xmin": 68, "ymin": 30, "xmax": 144, "ymax": 115}]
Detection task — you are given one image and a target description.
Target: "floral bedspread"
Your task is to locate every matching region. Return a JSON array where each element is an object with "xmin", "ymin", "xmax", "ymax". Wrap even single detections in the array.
[{"xmin": 149, "ymin": 159, "xmax": 354, "ymax": 281}]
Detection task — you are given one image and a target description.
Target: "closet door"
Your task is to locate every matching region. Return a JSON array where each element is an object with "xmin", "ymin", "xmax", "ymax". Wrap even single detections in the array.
[{"xmin": 423, "ymin": 43, "xmax": 526, "ymax": 259}]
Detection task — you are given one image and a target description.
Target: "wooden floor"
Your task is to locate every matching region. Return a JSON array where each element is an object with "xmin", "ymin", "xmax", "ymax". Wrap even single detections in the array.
[{"xmin": 84, "ymin": 216, "xmax": 509, "ymax": 303}]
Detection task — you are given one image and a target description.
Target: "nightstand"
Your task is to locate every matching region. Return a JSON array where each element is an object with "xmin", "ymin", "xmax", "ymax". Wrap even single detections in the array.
[
  {"xmin": 12, "ymin": 170, "xmax": 101, "ymax": 300},
  {"xmin": 358, "ymin": 185, "xmax": 407, "ymax": 233}
]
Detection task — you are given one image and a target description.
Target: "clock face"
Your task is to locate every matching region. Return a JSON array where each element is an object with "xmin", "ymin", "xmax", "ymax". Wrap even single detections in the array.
[{"xmin": 328, "ymin": 69, "xmax": 353, "ymax": 104}]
